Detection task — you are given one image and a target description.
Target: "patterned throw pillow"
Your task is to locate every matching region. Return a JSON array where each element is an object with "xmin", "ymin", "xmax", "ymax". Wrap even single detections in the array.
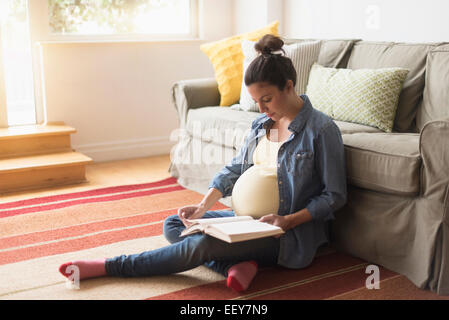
[
  {"xmin": 240, "ymin": 39, "xmax": 322, "ymax": 112},
  {"xmin": 306, "ymin": 64, "xmax": 409, "ymax": 132},
  {"xmin": 200, "ymin": 21, "xmax": 279, "ymax": 107}
]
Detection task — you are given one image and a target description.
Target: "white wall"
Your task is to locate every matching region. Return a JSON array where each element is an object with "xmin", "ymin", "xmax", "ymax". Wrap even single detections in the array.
[
  {"xmin": 232, "ymin": 0, "xmax": 284, "ymax": 34},
  {"xmin": 38, "ymin": 0, "xmax": 282, "ymax": 163},
  {"xmin": 37, "ymin": 0, "xmax": 449, "ymax": 163},
  {"xmin": 37, "ymin": 0, "xmax": 233, "ymax": 162},
  {"xmin": 41, "ymin": 40, "xmax": 214, "ymax": 161},
  {"xmin": 284, "ymin": 0, "xmax": 449, "ymax": 42}
]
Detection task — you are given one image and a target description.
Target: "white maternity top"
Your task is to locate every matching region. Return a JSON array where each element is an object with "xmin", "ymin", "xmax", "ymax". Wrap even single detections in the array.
[{"xmin": 231, "ymin": 134, "xmax": 282, "ymax": 218}]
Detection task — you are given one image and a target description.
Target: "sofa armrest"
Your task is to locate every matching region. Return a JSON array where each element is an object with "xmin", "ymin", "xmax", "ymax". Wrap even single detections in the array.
[
  {"xmin": 171, "ymin": 78, "xmax": 220, "ymax": 127},
  {"xmin": 419, "ymin": 117, "xmax": 449, "ymax": 203}
]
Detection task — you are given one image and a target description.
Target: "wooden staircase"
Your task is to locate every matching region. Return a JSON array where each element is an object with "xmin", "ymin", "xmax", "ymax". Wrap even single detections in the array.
[{"xmin": 0, "ymin": 123, "xmax": 93, "ymax": 194}]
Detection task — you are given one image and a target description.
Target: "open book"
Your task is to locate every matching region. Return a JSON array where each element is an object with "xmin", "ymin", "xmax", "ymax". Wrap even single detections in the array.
[{"xmin": 180, "ymin": 215, "xmax": 284, "ymax": 243}]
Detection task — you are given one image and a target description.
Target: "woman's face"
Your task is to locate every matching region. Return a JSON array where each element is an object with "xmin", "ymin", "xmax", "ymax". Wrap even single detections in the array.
[{"xmin": 247, "ymin": 81, "xmax": 291, "ymax": 122}]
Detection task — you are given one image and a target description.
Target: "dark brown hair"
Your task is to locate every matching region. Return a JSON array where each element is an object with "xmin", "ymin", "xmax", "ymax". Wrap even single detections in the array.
[{"xmin": 244, "ymin": 34, "xmax": 297, "ymax": 91}]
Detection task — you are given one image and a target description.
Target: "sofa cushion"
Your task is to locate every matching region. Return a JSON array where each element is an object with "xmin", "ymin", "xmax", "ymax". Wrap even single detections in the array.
[
  {"xmin": 416, "ymin": 44, "xmax": 449, "ymax": 131},
  {"xmin": 334, "ymin": 121, "xmax": 383, "ymax": 134},
  {"xmin": 186, "ymin": 106, "xmax": 259, "ymax": 149},
  {"xmin": 342, "ymin": 132, "xmax": 421, "ymax": 196},
  {"xmin": 285, "ymin": 39, "xmax": 359, "ymax": 68},
  {"xmin": 347, "ymin": 41, "xmax": 439, "ymax": 133},
  {"xmin": 317, "ymin": 39, "xmax": 359, "ymax": 68},
  {"xmin": 306, "ymin": 63, "xmax": 409, "ymax": 132},
  {"xmin": 186, "ymin": 106, "xmax": 382, "ymax": 150}
]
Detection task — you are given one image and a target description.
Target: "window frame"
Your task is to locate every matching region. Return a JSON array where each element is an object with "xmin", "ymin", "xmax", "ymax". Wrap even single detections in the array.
[
  {"xmin": 31, "ymin": 0, "xmax": 199, "ymax": 43},
  {"xmin": 23, "ymin": 0, "xmax": 201, "ymax": 126}
]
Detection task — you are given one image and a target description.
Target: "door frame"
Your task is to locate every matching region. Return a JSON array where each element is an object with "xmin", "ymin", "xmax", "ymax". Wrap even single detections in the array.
[{"xmin": 0, "ymin": 24, "xmax": 9, "ymax": 128}]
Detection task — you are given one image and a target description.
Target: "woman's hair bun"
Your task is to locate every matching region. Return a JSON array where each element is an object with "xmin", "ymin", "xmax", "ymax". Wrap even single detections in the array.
[
  {"xmin": 245, "ymin": 33, "xmax": 296, "ymax": 90},
  {"xmin": 254, "ymin": 34, "xmax": 285, "ymax": 55}
]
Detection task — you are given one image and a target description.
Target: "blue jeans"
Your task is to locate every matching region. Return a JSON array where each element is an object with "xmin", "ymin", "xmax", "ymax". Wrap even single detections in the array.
[{"xmin": 105, "ymin": 210, "xmax": 280, "ymax": 277}]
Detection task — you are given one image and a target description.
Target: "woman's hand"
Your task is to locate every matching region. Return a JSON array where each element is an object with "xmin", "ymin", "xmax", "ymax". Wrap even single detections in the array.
[
  {"xmin": 259, "ymin": 214, "xmax": 290, "ymax": 233},
  {"xmin": 177, "ymin": 188, "xmax": 223, "ymax": 227},
  {"xmin": 259, "ymin": 209, "xmax": 313, "ymax": 234},
  {"xmin": 178, "ymin": 204, "xmax": 207, "ymax": 226}
]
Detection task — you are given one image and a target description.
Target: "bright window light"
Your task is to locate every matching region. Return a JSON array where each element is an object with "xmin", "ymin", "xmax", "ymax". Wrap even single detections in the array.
[
  {"xmin": 1, "ymin": 0, "xmax": 36, "ymax": 126},
  {"xmin": 48, "ymin": 0, "xmax": 192, "ymax": 35}
]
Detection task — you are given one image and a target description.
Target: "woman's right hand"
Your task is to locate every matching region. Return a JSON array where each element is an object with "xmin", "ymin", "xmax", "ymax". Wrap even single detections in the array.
[
  {"xmin": 177, "ymin": 188, "xmax": 222, "ymax": 226},
  {"xmin": 178, "ymin": 204, "xmax": 206, "ymax": 226}
]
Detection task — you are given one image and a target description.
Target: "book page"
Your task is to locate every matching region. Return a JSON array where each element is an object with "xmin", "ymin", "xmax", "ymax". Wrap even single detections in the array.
[
  {"xmin": 186, "ymin": 215, "xmax": 253, "ymax": 226},
  {"xmin": 180, "ymin": 215, "xmax": 253, "ymax": 237},
  {"xmin": 208, "ymin": 220, "xmax": 281, "ymax": 236}
]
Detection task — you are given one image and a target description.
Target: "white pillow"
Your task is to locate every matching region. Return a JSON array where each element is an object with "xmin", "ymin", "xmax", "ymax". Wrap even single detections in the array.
[{"xmin": 239, "ymin": 39, "xmax": 322, "ymax": 112}]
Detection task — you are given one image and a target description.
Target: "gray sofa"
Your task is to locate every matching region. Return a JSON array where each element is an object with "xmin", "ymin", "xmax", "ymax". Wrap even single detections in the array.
[{"xmin": 169, "ymin": 39, "xmax": 449, "ymax": 295}]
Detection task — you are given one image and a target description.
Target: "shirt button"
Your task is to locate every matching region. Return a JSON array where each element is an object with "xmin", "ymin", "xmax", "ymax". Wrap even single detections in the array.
[
  {"xmin": 280, "ymin": 199, "xmax": 284, "ymax": 202},
  {"xmin": 279, "ymin": 181, "xmax": 282, "ymax": 184}
]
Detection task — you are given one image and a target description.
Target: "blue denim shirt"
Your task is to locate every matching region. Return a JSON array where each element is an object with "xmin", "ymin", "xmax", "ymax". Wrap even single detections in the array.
[{"xmin": 209, "ymin": 95, "xmax": 347, "ymax": 269}]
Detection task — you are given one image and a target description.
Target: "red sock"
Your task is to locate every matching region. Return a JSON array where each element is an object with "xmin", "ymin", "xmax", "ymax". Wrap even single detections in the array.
[
  {"xmin": 226, "ymin": 260, "xmax": 258, "ymax": 292},
  {"xmin": 59, "ymin": 259, "xmax": 107, "ymax": 280}
]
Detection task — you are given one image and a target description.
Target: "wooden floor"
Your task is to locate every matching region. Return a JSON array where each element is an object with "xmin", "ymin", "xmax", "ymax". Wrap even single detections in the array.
[{"xmin": 0, "ymin": 154, "xmax": 172, "ymax": 204}]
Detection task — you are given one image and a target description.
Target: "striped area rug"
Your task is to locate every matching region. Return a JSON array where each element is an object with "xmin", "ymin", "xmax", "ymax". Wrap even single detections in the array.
[{"xmin": 0, "ymin": 177, "xmax": 446, "ymax": 300}]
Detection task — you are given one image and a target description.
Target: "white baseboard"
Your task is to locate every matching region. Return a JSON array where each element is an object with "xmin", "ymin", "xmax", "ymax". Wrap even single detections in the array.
[{"xmin": 73, "ymin": 136, "xmax": 175, "ymax": 163}]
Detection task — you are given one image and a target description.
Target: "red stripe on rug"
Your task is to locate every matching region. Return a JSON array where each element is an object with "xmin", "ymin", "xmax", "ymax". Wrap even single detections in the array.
[
  {"xmin": 0, "ymin": 202, "xmax": 229, "ymax": 250},
  {"xmin": 0, "ymin": 177, "xmax": 178, "ymax": 210},
  {"xmin": 146, "ymin": 251, "xmax": 385, "ymax": 300},
  {"xmin": 0, "ymin": 185, "xmax": 184, "ymax": 219},
  {"xmin": 0, "ymin": 209, "xmax": 175, "ymax": 250},
  {"xmin": 0, "ymin": 202, "xmax": 230, "ymax": 265},
  {"xmin": 0, "ymin": 222, "xmax": 164, "ymax": 265},
  {"xmin": 251, "ymin": 266, "xmax": 398, "ymax": 300}
]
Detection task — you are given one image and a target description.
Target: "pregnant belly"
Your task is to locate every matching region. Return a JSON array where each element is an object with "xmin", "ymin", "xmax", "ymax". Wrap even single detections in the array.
[{"xmin": 231, "ymin": 165, "xmax": 279, "ymax": 218}]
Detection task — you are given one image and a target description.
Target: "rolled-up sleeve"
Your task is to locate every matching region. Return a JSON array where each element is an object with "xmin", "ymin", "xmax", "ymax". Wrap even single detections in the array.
[
  {"xmin": 305, "ymin": 122, "xmax": 347, "ymax": 221},
  {"xmin": 208, "ymin": 134, "xmax": 250, "ymax": 198}
]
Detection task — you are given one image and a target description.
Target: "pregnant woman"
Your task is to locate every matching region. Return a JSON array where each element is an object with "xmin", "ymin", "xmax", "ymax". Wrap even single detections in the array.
[{"xmin": 59, "ymin": 34, "xmax": 347, "ymax": 293}]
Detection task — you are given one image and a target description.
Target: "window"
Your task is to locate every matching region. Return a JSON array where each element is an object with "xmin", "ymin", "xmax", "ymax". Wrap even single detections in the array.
[
  {"xmin": 47, "ymin": 0, "xmax": 197, "ymax": 38},
  {"xmin": 0, "ymin": 0, "xmax": 36, "ymax": 126}
]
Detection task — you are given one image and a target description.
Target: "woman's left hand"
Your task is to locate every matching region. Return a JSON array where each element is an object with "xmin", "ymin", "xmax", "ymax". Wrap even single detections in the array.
[{"xmin": 259, "ymin": 214, "xmax": 290, "ymax": 233}]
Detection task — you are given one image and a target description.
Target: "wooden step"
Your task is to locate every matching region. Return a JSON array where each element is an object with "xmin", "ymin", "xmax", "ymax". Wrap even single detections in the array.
[
  {"xmin": 0, "ymin": 123, "xmax": 76, "ymax": 140},
  {"xmin": 0, "ymin": 123, "xmax": 76, "ymax": 158},
  {"xmin": 0, "ymin": 151, "xmax": 93, "ymax": 194}
]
